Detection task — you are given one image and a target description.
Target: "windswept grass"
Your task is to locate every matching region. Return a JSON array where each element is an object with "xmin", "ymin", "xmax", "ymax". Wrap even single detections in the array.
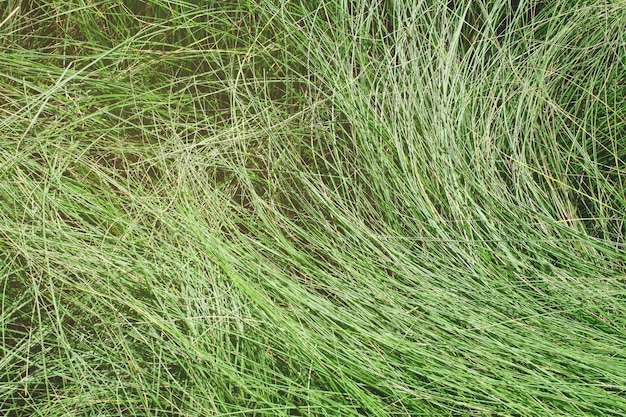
[{"xmin": 1, "ymin": 1, "xmax": 625, "ymax": 416}]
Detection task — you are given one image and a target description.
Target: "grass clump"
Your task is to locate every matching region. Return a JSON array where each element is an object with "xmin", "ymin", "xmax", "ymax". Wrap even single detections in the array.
[{"xmin": 1, "ymin": 0, "xmax": 625, "ymax": 415}]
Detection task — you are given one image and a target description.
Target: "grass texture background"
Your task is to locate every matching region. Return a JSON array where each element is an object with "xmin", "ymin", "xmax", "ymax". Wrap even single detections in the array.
[{"xmin": 1, "ymin": 0, "xmax": 625, "ymax": 415}]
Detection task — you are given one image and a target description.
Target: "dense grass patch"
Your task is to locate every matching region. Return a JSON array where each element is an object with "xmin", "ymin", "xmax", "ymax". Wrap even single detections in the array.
[{"xmin": 1, "ymin": 1, "xmax": 625, "ymax": 415}]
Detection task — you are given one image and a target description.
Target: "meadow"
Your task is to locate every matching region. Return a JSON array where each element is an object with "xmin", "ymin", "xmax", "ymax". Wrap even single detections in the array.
[{"xmin": 1, "ymin": 1, "xmax": 625, "ymax": 415}]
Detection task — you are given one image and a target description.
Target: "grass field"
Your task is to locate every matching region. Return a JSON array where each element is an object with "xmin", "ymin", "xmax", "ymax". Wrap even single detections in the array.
[{"xmin": 1, "ymin": 1, "xmax": 625, "ymax": 415}]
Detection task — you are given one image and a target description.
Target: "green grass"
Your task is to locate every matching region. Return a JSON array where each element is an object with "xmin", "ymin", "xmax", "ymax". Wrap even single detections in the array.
[{"xmin": 1, "ymin": 0, "xmax": 625, "ymax": 415}]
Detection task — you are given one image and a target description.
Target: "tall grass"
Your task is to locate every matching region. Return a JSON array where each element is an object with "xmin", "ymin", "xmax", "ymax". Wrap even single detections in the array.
[{"xmin": 1, "ymin": 1, "xmax": 625, "ymax": 415}]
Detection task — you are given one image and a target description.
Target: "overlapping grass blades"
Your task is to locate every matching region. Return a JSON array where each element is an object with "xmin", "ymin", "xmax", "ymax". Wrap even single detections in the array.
[{"xmin": 1, "ymin": 1, "xmax": 625, "ymax": 415}]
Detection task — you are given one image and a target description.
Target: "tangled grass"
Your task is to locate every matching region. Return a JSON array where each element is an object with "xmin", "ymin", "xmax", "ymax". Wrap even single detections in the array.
[{"xmin": 1, "ymin": 1, "xmax": 625, "ymax": 415}]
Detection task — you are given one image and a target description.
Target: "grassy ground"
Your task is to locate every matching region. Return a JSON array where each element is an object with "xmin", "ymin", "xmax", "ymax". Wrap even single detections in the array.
[{"xmin": 1, "ymin": 1, "xmax": 625, "ymax": 415}]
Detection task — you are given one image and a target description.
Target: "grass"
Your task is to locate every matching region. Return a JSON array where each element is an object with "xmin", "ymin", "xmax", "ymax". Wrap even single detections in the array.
[{"xmin": 1, "ymin": 0, "xmax": 625, "ymax": 415}]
